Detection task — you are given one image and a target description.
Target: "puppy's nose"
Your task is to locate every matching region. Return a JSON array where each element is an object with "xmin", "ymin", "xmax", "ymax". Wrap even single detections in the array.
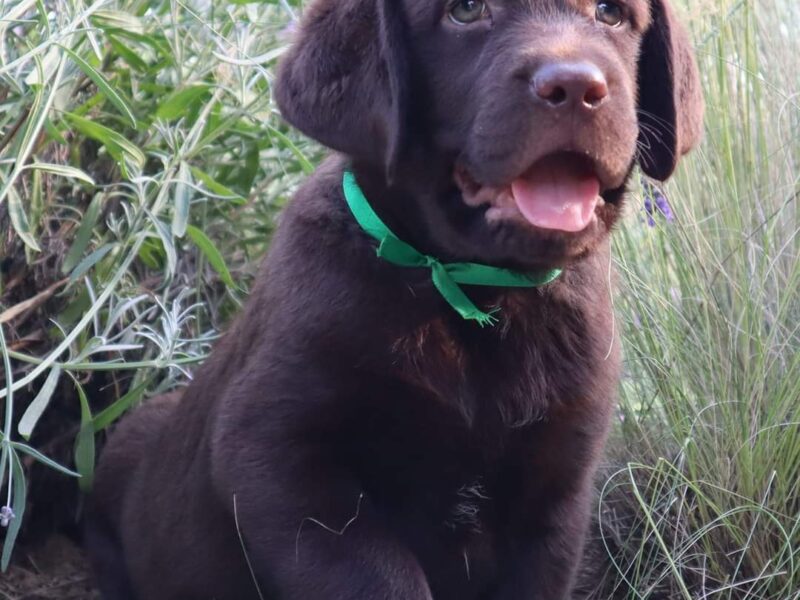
[{"xmin": 532, "ymin": 62, "xmax": 609, "ymax": 110}]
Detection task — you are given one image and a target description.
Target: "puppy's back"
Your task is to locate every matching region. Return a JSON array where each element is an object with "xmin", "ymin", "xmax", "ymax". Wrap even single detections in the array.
[
  {"xmin": 85, "ymin": 392, "xmax": 183, "ymax": 598},
  {"xmin": 92, "ymin": 392, "xmax": 182, "ymax": 518}
]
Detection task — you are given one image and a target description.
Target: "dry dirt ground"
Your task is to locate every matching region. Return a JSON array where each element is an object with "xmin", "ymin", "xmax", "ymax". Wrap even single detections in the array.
[
  {"xmin": 0, "ymin": 537, "xmax": 99, "ymax": 600},
  {"xmin": 0, "ymin": 532, "xmax": 618, "ymax": 599}
]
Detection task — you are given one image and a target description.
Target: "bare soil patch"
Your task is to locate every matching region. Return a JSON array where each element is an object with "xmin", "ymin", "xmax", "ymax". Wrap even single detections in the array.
[{"xmin": 0, "ymin": 536, "xmax": 98, "ymax": 600}]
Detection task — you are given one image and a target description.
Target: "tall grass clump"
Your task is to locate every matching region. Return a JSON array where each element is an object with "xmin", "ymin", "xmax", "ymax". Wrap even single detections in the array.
[
  {"xmin": 591, "ymin": 0, "xmax": 800, "ymax": 597},
  {"xmin": 0, "ymin": 0, "xmax": 314, "ymax": 568}
]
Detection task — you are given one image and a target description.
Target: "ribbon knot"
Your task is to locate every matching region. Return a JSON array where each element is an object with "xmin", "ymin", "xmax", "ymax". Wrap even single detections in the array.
[{"xmin": 344, "ymin": 171, "xmax": 562, "ymax": 326}]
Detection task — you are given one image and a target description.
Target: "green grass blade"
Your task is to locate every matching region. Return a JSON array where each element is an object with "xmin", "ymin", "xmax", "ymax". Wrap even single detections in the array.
[
  {"xmin": 17, "ymin": 366, "xmax": 62, "ymax": 440},
  {"xmin": 58, "ymin": 44, "xmax": 137, "ymax": 128}
]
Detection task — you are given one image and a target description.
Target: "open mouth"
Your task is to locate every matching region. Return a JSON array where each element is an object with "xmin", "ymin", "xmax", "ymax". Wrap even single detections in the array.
[{"xmin": 455, "ymin": 152, "xmax": 607, "ymax": 233}]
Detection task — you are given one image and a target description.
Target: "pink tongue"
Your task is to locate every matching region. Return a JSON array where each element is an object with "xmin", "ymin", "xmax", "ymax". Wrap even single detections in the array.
[{"xmin": 510, "ymin": 158, "xmax": 600, "ymax": 232}]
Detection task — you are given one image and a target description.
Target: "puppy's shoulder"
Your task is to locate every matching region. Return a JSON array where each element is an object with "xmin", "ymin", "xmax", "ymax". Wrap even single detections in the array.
[{"xmin": 281, "ymin": 154, "xmax": 350, "ymax": 225}]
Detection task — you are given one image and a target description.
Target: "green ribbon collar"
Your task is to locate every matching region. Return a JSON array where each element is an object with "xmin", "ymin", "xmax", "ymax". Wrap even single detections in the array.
[{"xmin": 342, "ymin": 171, "xmax": 562, "ymax": 326}]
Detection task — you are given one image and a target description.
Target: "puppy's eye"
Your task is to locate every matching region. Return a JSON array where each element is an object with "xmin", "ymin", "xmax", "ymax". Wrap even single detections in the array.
[
  {"xmin": 595, "ymin": 1, "xmax": 625, "ymax": 27},
  {"xmin": 449, "ymin": 0, "xmax": 488, "ymax": 25}
]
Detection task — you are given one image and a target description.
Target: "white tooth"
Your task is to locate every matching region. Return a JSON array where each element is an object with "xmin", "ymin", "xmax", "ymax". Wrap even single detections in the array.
[
  {"xmin": 486, "ymin": 206, "xmax": 521, "ymax": 223},
  {"xmin": 496, "ymin": 190, "xmax": 514, "ymax": 208}
]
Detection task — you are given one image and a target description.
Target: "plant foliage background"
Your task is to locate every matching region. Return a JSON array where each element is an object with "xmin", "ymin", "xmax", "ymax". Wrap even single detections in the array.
[{"xmin": 0, "ymin": 0, "xmax": 798, "ymax": 597}]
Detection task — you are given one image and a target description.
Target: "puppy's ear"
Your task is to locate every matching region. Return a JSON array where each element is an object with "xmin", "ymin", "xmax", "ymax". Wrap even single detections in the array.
[
  {"xmin": 637, "ymin": 0, "xmax": 704, "ymax": 180},
  {"xmin": 275, "ymin": 0, "xmax": 408, "ymax": 177}
]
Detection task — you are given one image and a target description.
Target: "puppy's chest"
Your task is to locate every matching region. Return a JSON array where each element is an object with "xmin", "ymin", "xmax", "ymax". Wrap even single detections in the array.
[
  {"xmin": 390, "ymin": 320, "xmax": 473, "ymax": 406},
  {"xmin": 390, "ymin": 315, "xmax": 575, "ymax": 422},
  {"xmin": 442, "ymin": 477, "xmax": 492, "ymax": 535}
]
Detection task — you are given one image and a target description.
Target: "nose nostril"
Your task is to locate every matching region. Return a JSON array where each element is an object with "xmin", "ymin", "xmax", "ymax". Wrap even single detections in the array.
[
  {"xmin": 546, "ymin": 86, "xmax": 568, "ymax": 106},
  {"xmin": 534, "ymin": 76, "xmax": 569, "ymax": 106},
  {"xmin": 583, "ymin": 81, "xmax": 609, "ymax": 108}
]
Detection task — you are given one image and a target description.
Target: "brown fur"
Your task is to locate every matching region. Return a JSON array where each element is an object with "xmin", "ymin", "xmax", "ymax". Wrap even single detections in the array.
[{"xmin": 85, "ymin": 1, "xmax": 703, "ymax": 598}]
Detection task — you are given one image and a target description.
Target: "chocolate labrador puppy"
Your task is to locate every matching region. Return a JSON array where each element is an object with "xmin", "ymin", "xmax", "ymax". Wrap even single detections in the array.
[{"xmin": 86, "ymin": 0, "xmax": 702, "ymax": 598}]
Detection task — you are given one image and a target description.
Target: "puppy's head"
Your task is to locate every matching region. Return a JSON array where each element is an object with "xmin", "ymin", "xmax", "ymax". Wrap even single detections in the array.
[{"xmin": 276, "ymin": 0, "xmax": 703, "ymax": 269}]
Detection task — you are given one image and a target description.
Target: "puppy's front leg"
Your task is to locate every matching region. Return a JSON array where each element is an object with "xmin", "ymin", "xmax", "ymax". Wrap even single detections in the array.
[
  {"xmin": 213, "ymin": 434, "xmax": 432, "ymax": 600},
  {"xmin": 491, "ymin": 484, "xmax": 593, "ymax": 600},
  {"xmin": 490, "ymin": 415, "xmax": 607, "ymax": 600}
]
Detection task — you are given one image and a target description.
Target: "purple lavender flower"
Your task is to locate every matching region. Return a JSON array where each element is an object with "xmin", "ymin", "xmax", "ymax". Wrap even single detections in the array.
[
  {"xmin": 654, "ymin": 191, "xmax": 674, "ymax": 222},
  {"xmin": 642, "ymin": 178, "xmax": 674, "ymax": 226},
  {"xmin": 643, "ymin": 196, "xmax": 656, "ymax": 227},
  {"xmin": 0, "ymin": 506, "xmax": 14, "ymax": 527}
]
